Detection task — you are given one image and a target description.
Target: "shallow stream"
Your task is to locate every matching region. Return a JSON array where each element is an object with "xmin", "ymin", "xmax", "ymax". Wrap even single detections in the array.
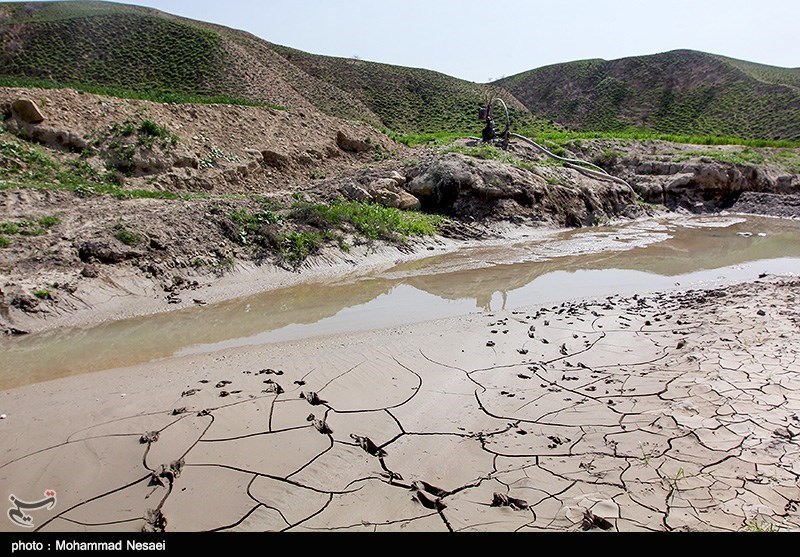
[{"xmin": 1, "ymin": 214, "xmax": 798, "ymax": 389}]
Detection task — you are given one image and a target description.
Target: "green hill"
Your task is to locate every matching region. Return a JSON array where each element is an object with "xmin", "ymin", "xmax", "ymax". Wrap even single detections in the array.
[
  {"xmin": 2, "ymin": 4, "xmax": 797, "ymax": 141},
  {"xmin": 496, "ymin": 50, "xmax": 800, "ymax": 141},
  {"xmin": 0, "ymin": 1, "xmax": 550, "ymax": 137}
]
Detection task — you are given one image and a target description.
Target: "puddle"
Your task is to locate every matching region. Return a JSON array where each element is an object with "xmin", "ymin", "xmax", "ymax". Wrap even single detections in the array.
[{"xmin": 2, "ymin": 214, "xmax": 799, "ymax": 389}]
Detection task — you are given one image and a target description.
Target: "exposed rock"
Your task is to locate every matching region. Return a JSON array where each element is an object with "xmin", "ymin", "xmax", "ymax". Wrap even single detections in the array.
[
  {"xmin": 368, "ymin": 177, "xmax": 399, "ymax": 192},
  {"xmin": 373, "ymin": 189, "xmax": 402, "ymax": 208},
  {"xmin": 77, "ymin": 241, "xmax": 141, "ymax": 264},
  {"xmin": 388, "ymin": 171, "xmax": 406, "ymax": 187},
  {"xmin": 406, "ymin": 153, "xmax": 639, "ymax": 225},
  {"xmin": 340, "ymin": 183, "xmax": 373, "ymax": 202},
  {"xmin": 396, "ymin": 190, "xmax": 421, "ymax": 210},
  {"xmin": 630, "ymin": 161, "xmax": 797, "ymax": 211},
  {"xmin": 11, "ymin": 98, "xmax": 45, "ymax": 124},
  {"xmin": 731, "ymin": 192, "xmax": 800, "ymax": 218},
  {"xmin": 7, "ymin": 119, "xmax": 87, "ymax": 151},
  {"xmin": 9, "ymin": 293, "xmax": 39, "ymax": 312},
  {"xmin": 336, "ymin": 131, "xmax": 371, "ymax": 153},
  {"xmin": 80, "ymin": 265, "xmax": 100, "ymax": 278},
  {"xmin": 261, "ymin": 149, "xmax": 291, "ymax": 169},
  {"xmin": 172, "ymin": 154, "xmax": 199, "ymax": 169}
]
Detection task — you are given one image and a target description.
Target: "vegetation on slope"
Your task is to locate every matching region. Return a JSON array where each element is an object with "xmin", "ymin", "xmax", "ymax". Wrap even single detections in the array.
[
  {"xmin": 496, "ymin": 50, "xmax": 800, "ymax": 141},
  {"xmin": 2, "ymin": 4, "xmax": 798, "ymax": 143},
  {"xmin": 0, "ymin": 1, "xmax": 556, "ymax": 137}
]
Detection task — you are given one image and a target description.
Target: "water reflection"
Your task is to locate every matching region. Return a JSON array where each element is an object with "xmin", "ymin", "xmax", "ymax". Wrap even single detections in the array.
[{"xmin": 1, "ymin": 215, "xmax": 798, "ymax": 388}]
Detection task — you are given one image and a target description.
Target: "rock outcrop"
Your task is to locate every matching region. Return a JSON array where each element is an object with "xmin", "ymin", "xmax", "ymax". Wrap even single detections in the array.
[
  {"xmin": 336, "ymin": 130, "xmax": 372, "ymax": 153},
  {"xmin": 404, "ymin": 154, "xmax": 642, "ymax": 226},
  {"xmin": 629, "ymin": 160, "xmax": 798, "ymax": 211},
  {"xmin": 340, "ymin": 171, "xmax": 421, "ymax": 210},
  {"xmin": 11, "ymin": 98, "xmax": 45, "ymax": 124}
]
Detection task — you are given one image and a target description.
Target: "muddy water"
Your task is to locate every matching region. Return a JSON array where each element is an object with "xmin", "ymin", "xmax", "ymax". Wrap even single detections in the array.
[{"xmin": 2, "ymin": 214, "xmax": 799, "ymax": 389}]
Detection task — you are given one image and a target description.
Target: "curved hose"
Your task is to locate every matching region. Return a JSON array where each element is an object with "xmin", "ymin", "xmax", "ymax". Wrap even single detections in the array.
[
  {"xmin": 509, "ymin": 133, "xmax": 632, "ymax": 189},
  {"xmin": 493, "ymin": 98, "xmax": 510, "ymax": 139}
]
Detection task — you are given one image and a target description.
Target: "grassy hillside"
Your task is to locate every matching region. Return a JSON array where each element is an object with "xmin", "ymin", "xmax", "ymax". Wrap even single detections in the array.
[
  {"xmin": 269, "ymin": 44, "xmax": 553, "ymax": 137},
  {"xmin": 0, "ymin": 2, "xmax": 237, "ymax": 101},
  {"xmin": 496, "ymin": 50, "xmax": 800, "ymax": 141},
  {"xmin": 2, "ymin": 4, "xmax": 796, "ymax": 142},
  {"xmin": 0, "ymin": 1, "xmax": 554, "ymax": 138}
]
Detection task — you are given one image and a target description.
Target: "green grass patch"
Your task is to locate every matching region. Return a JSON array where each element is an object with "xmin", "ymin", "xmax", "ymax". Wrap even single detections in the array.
[
  {"xmin": 37, "ymin": 215, "xmax": 61, "ymax": 228},
  {"xmin": 0, "ymin": 137, "xmax": 192, "ymax": 200},
  {"xmin": 229, "ymin": 206, "xmax": 282, "ymax": 244},
  {"xmin": 33, "ymin": 288, "xmax": 51, "ymax": 300},
  {"xmin": 0, "ymin": 222, "xmax": 20, "ymax": 235},
  {"xmin": 535, "ymin": 130, "xmax": 800, "ymax": 149},
  {"xmin": 113, "ymin": 225, "xmax": 141, "ymax": 246},
  {"xmin": 0, "ymin": 215, "xmax": 60, "ymax": 237},
  {"xmin": 291, "ymin": 201, "xmax": 441, "ymax": 242},
  {"xmin": 0, "ymin": 77, "xmax": 284, "ymax": 110},
  {"xmin": 0, "ymin": 235, "xmax": 9, "ymax": 248},
  {"xmin": 276, "ymin": 230, "xmax": 323, "ymax": 265}
]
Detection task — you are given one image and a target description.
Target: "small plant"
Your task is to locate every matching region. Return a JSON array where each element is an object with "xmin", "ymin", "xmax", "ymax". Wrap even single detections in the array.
[
  {"xmin": 229, "ymin": 207, "xmax": 282, "ymax": 245},
  {"xmin": 33, "ymin": 288, "xmax": 51, "ymax": 300},
  {"xmin": 0, "ymin": 235, "xmax": 9, "ymax": 248},
  {"xmin": 278, "ymin": 230, "xmax": 322, "ymax": 266},
  {"xmin": 745, "ymin": 518, "xmax": 781, "ymax": 532},
  {"xmin": 210, "ymin": 255, "xmax": 236, "ymax": 275},
  {"xmin": 37, "ymin": 215, "xmax": 60, "ymax": 228},
  {"xmin": 114, "ymin": 225, "xmax": 141, "ymax": 246},
  {"xmin": 0, "ymin": 216, "xmax": 60, "ymax": 237},
  {"xmin": 0, "ymin": 222, "xmax": 20, "ymax": 235}
]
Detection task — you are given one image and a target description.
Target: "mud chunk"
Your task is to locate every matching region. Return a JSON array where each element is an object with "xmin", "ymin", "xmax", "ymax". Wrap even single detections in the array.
[
  {"xmin": 300, "ymin": 391, "xmax": 326, "ymax": 405},
  {"xmin": 491, "ymin": 492, "xmax": 529, "ymax": 510},
  {"xmin": 139, "ymin": 431, "xmax": 160, "ymax": 444},
  {"xmin": 142, "ymin": 508, "xmax": 167, "ymax": 532},
  {"xmin": 350, "ymin": 433, "xmax": 387, "ymax": 457},
  {"xmin": 411, "ymin": 480, "xmax": 449, "ymax": 498},
  {"xmin": 412, "ymin": 490, "xmax": 446, "ymax": 511},
  {"xmin": 306, "ymin": 413, "xmax": 333, "ymax": 434},
  {"xmin": 581, "ymin": 509, "xmax": 613, "ymax": 531}
]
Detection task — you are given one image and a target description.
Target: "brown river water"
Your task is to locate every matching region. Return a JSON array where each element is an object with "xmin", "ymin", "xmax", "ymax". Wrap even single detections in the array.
[{"xmin": 1, "ymin": 214, "xmax": 798, "ymax": 389}]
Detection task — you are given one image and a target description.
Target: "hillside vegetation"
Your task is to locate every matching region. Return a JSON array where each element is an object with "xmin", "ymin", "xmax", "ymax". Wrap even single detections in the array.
[
  {"xmin": 1, "ymin": 3, "xmax": 798, "ymax": 141},
  {"xmin": 0, "ymin": 1, "xmax": 546, "ymax": 137},
  {"xmin": 496, "ymin": 50, "xmax": 800, "ymax": 141}
]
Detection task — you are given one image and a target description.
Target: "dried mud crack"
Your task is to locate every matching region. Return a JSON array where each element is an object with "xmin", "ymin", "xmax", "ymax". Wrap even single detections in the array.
[{"xmin": 1, "ymin": 278, "xmax": 798, "ymax": 532}]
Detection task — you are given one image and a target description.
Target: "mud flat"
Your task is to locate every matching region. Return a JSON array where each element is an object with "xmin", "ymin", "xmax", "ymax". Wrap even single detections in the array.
[{"xmin": 1, "ymin": 275, "xmax": 798, "ymax": 532}]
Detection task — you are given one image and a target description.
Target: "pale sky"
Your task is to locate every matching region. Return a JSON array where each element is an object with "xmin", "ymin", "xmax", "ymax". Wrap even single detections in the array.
[{"xmin": 91, "ymin": 1, "xmax": 800, "ymax": 82}]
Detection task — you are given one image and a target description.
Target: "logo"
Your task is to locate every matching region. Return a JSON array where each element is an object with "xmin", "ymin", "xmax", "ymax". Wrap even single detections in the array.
[{"xmin": 7, "ymin": 490, "xmax": 57, "ymax": 528}]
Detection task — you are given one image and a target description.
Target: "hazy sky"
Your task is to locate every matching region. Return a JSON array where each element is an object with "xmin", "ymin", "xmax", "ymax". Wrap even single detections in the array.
[{"xmin": 112, "ymin": 0, "xmax": 798, "ymax": 82}]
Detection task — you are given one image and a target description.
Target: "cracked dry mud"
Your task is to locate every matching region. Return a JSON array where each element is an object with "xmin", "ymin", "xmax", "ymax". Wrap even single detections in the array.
[{"xmin": 1, "ymin": 278, "xmax": 799, "ymax": 532}]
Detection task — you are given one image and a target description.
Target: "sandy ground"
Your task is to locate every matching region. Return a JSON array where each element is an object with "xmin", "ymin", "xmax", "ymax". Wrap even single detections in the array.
[{"xmin": 1, "ymin": 274, "xmax": 798, "ymax": 532}]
